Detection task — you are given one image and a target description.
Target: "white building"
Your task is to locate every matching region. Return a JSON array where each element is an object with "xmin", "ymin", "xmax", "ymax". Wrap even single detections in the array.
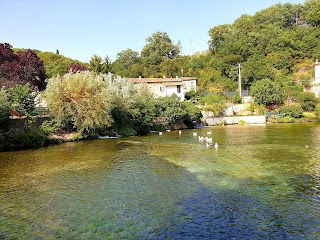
[
  {"xmin": 312, "ymin": 59, "xmax": 320, "ymax": 97},
  {"xmin": 127, "ymin": 76, "xmax": 197, "ymax": 101}
]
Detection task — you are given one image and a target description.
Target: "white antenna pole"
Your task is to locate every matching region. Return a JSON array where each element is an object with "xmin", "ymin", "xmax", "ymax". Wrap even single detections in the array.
[
  {"xmin": 238, "ymin": 64, "xmax": 242, "ymax": 98},
  {"xmin": 190, "ymin": 40, "xmax": 194, "ymax": 55}
]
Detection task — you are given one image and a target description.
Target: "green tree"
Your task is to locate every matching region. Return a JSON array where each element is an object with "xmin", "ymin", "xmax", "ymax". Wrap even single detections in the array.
[
  {"xmin": 279, "ymin": 104, "xmax": 303, "ymax": 118},
  {"xmin": 38, "ymin": 51, "xmax": 85, "ymax": 78},
  {"xmin": 298, "ymin": 92, "xmax": 318, "ymax": 111},
  {"xmin": 8, "ymin": 83, "xmax": 36, "ymax": 117},
  {"xmin": 208, "ymin": 24, "xmax": 232, "ymax": 53},
  {"xmin": 141, "ymin": 32, "xmax": 181, "ymax": 65},
  {"xmin": 112, "ymin": 49, "xmax": 140, "ymax": 77},
  {"xmin": 105, "ymin": 74, "xmax": 155, "ymax": 136},
  {"xmin": 181, "ymin": 101, "xmax": 202, "ymax": 122},
  {"xmin": 43, "ymin": 71, "xmax": 113, "ymax": 134},
  {"xmin": 315, "ymin": 104, "xmax": 320, "ymax": 118},
  {"xmin": 159, "ymin": 58, "xmax": 181, "ymax": 77},
  {"xmin": 89, "ymin": 54, "xmax": 112, "ymax": 74},
  {"xmin": 128, "ymin": 85, "xmax": 155, "ymax": 135},
  {"xmin": 250, "ymin": 79, "xmax": 284, "ymax": 106},
  {"xmin": 184, "ymin": 90, "xmax": 197, "ymax": 100},
  {"xmin": 0, "ymin": 89, "xmax": 10, "ymax": 131},
  {"xmin": 303, "ymin": 0, "xmax": 320, "ymax": 26},
  {"xmin": 154, "ymin": 94, "xmax": 187, "ymax": 125}
]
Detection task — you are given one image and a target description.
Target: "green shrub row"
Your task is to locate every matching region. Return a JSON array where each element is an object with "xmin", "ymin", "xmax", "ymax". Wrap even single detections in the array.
[
  {"xmin": 1, "ymin": 128, "xmax": 49, "ymax": 151},
  {"xmin": 279, "ymin": 105, "xmax": 303, "ymax": 118}
]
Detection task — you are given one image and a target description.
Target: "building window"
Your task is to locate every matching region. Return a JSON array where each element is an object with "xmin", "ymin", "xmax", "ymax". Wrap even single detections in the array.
[
  {"xmin": 177, "ymin": 85, "xmax": 181, "ymax": 93},
  {"xmin": 183, "ymin": 83, "xmax": 187, "ymax": 89},
  {"xmin": 160, "ymin": 86, "xmax": 165, "ymax": 92},
  {"xmin": 191, "ymin": 82, "xmax": 195, "ymax": 90}
]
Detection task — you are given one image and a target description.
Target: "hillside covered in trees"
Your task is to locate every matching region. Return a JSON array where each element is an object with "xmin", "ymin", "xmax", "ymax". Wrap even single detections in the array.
[
  {"xmin": 1, "ymin": 0, "xmax": 320, "ymax": 150},
  {"xmin": 2, "ymin": 1, "xmax": 320, "ymax": 96},
  {"xmin": 8, "ymin": 0, "xmax": 316, "ymax": 95}
]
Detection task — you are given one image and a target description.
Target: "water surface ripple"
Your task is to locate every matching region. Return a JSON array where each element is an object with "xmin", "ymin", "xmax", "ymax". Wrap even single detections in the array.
[{"xmin": 0, "ymin": 123, "xmax": 319, "ymax": 239}]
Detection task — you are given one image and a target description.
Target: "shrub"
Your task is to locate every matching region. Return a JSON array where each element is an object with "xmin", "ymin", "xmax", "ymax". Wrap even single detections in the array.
[
  {"xmin": 315, "ymin": 104, "xmax": 320, "ymax": 119},
  {"xmin": 184, "ymin": 90, "xmax": 197, "ymax": 100},
  {"xmin": 233, "ymin": 92, "xmax": 242, "ymax": 104},
  {"xmin": 203, "ymin": 103, "xmax": 226, "ymax": 117},
  {"xmin": 258, "ymin": 105, "xmax": 266, "ymax": 115},
  {"xmin": 276, "ymin": 116, "xmax": 295, "ymax": 123},
  {"xmin": 182, "ymin": 101, "xmax": 202, "ymax": 122},
  {"xmin": 7, "ymin": 83, "xmax": 36, "ymax": 117},
  {"xmin": 0, "ymin": 135, "xmax": 4, "ymax": 151},
  {"xmin": 248, "ymin": 102, "xmax": 256, "ymax": 114},
  {"xmin": 218, "ymin": 120, "xmax": 226, "ymax": 126},
  {"xmin": 238, "ymin": 120, "xmax": 246, "ymax": 125},
  {"xmin": 204, "ymin": 93, "xmax": 226, "ymax": 105},
  {"xmin": 40, "ymin": 119, "xmax": 61, "ymax": 135},
  {"xmin": 10, "ymin": 127, "xmax": 48, "ymax": 149},
  {"xmin": 298, "ymin": 92, "xmax": 318, "ymax": 111},
  {"xmin": 279, "ymin": 105, "xmax": 303, "ymax": 118},
  {"xmin": 250, "ymin": 79, "xmax": 284, "ymax": 106},
  {"xmin": 303, "ymin": 112, "xmax": 317, "ymax": 121},
  {"xmin": 0, "ymin": 89, "xmax": 10, "ymax": 132},
  {"xmin": 43, "ymin": 71, "xmax": 113, "ymax": 134},
  {"xmin": 154, "ymin": 94, "xmax": 187, "ymax": 124}
]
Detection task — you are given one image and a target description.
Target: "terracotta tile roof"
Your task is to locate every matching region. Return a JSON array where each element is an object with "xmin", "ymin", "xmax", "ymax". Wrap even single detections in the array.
[
  {"xmin": 163, "ymin": 82, "xmax": 184, "ymax": 86},
  {"xmin": 127, "ymin": 77, "xmax": 197, "ymax": 84}
]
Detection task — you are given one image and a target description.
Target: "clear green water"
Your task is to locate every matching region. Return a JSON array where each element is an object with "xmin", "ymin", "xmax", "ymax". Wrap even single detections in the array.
[{"xmin": 0, "ymin": 123, "xmax": 319, "ymax": 239}]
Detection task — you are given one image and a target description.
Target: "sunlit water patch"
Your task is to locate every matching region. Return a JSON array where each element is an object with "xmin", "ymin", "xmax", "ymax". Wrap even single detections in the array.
[{"xmin": 0, "ymin": 123, "xmax": 319, "ymax": 239}]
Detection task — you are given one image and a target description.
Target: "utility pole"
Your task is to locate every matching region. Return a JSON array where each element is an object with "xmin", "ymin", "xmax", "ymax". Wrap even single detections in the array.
[{"xmin": 238, "ymin": 63, "xmax": 242, "ymax": 98}]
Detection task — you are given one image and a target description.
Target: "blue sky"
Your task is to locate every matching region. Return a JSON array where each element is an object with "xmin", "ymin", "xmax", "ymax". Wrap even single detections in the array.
[{"xmin": 2, "ymin": 0, "xmax": 305, "ymax": 63}]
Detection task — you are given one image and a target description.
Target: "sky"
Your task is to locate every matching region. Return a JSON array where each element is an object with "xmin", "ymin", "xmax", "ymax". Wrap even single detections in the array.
[{"xmin": 2, "ymin": 0, "xmax": 306, "ymax": 63}]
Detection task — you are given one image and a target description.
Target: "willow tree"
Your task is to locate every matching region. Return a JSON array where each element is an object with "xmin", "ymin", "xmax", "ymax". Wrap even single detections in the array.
[
  {"xmin": 103, "ymin": 73, "xmax": 155, "ymax": 136},
  {"xmin": 43, "ymin": 71, "xmax": 113, "ymax": 134}
]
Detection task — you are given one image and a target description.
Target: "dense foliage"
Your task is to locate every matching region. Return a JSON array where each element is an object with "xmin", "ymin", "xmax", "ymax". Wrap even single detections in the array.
[
  {"xmin": 43, "ymin": 72, "xmax": 202, "ymax": 137},
  {"xmin": 9, "ymin": 127, "xmax": 48, "ymax": 149},
  {"xmin": 106, "ymin": 74, "xmax": 155, "ymax": 136},
  {"xmin": 2, "ymin": 2, "xmax": 319, "ymax": 95},
  {"xmin": 0, "ymin": 89, "xmax": 10, "ymax": 131},
  {"xmin": 43, "ymin": 71, "xmax": 113, "ymax": 134},
  {"xmin": 38, "ymin": 51, "xmax": 86, "ymax": 78},
  {"xmin": 7, "ymin": 83, "xmax": 36, "ymax": 117},
  {"xmin": 279, "ymin": 104, "xmax": 303, "ymax": 118},
  {"xmin": 250, "ymin": 79, "xmax": 284, "ymax": 106},
  {"xmin": 88, "ymin": 55, "xmax": 111, "ymax": 74},
  {"xmin": 2, "ymin": 1, "xmax": 320, "ymax": 151},
  {"xmin": 298, "ymin": 92, "xmax": 318, "ymax": 111},
  {"xmin": 154, "ymin": 94, "xmax": 202, "ymax": 128},
  {"xmin": 0, "ymin": 43, "xmax": 46, "ymax": 90}
]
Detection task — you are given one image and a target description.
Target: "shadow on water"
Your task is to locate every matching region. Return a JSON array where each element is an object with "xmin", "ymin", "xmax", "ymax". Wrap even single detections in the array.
[{"xmin": 0, "ymin": 123, "xmax": 319, "ymax": 239}]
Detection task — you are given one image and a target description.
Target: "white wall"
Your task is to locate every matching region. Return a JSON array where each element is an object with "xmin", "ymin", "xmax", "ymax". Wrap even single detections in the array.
[
  {"xmin": 144, "ymin": 79, "xmax": 197, "ymax": 101},
  {"xmin": 205, "ymin": 115, "xmax": 266, "ymax": 125},
  {"xmin": 166, "ymin": 85, "xmax": 184, "ymax": 100},
  {"xmin": 315, "ymin": 64, "xmax": 320, "ymax": 84},
  {"xmin": 184, "ymin": 80, "xmax": 197, "ymax": 92}
]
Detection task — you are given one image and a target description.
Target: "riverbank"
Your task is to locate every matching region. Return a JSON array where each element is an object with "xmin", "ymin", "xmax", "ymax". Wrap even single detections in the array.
[
  {"xmin": 1, "ymin": 123, "xmax": 319, "ymax": 239},
  {"xmin": 1, "ymin": 115, "xmax": 319, "ymax": 152},
  {"xmin": 204, "ymin": 115, "xmax": 266, "ymax": 126}
]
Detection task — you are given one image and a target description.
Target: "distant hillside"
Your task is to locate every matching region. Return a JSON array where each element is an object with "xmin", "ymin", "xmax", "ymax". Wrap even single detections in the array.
[
  {"xmin": 14, "ymin": 48, "xmax": 87, "ymax": 78},
  {"xmin": 37, "ymin": 51, "xmax": 87, "ymax": 78},
  {"xmin": 205, "ymin": 1, "xmax": 320, "ymax": 90}
]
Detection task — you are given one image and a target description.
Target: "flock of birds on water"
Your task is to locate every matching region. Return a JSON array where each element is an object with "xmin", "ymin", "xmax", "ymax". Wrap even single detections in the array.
[{"xmin": 158, "ymin": 130, "xmax": 219, "ymax": 149}]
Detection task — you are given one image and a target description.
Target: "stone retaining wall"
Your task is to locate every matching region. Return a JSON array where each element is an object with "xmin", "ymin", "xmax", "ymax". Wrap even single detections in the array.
[
  {"xmin": 8, "ymin": 117, "xmax": 51, "ymax": 129},
  {"xmin": 204, "ymin": 115, "xmax": 266, "ymax": 126}
]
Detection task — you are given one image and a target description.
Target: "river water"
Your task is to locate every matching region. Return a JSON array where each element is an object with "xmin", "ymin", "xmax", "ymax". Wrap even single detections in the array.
[{"xmin": 0, "ymin": 123, "xmax": 319, "ymax": 239}]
